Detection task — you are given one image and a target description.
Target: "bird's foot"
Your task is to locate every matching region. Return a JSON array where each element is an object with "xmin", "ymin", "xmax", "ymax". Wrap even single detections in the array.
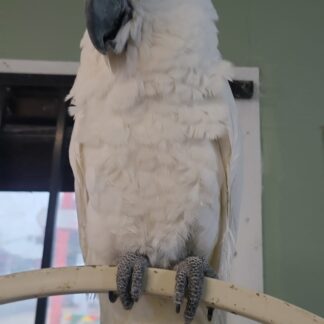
[
  {"xmin": 108, "ymin": 252, "xmax": 150, "ymax": 310},
  {"xmin": 174, "ymin": 256, "xmax": 218, "ymax": 324}
]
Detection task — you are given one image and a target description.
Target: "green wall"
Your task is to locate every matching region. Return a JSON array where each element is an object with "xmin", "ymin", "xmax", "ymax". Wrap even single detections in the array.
[
  {"xmin": 1, "ymin": 0, "xmax": 323, "ymax": 317},
  {"xmin": 0, "ymin": 0, "xmax": 84, "ymax": 61},
  {"xmin": 215, "ymin": 0, "xmax": 324, "ymax": 316}
]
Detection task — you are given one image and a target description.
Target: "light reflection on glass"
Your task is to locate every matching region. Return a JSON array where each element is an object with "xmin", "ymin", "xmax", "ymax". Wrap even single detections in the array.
[
  {"xmin": 0, "ymin": 192, "xmax": 49, "ymax": 324},
  {"xmin": 46, "ymin": 193, "xmax": 99, "ymax": 324}
]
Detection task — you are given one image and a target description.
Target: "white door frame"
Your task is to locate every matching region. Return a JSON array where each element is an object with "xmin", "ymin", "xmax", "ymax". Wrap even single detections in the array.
[
  {"xmin": 0, "ymin": 60, "xmax": 262, "ymax": 322},
  {"xmin": 229, "ymin": 67, "xmax": 262, "ymax": 324}
]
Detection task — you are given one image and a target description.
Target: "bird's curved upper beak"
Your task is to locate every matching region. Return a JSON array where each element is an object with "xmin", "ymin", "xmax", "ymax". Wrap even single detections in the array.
[{"xmin": 85, "ymin": 0, "xmax": 133, "ymax": 55}]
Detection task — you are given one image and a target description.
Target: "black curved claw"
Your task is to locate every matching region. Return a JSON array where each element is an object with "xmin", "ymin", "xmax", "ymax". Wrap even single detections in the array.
[
  {"xmin": 207, "ymin": 307, "xmax": 214, "ymax": 321},
  {"xmin": 108, "ymin": 291, "xmax": 119, "ymax": 303}
]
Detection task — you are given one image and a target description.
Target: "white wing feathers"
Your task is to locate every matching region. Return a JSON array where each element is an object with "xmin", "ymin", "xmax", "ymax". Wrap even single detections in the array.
[
  {"xmin": 69, "ymin": 121, "xmax": 90, "ymax": 263},
  {"xmin": 213, "ymin": 83, "xmax": 243, "ymax": 282}
]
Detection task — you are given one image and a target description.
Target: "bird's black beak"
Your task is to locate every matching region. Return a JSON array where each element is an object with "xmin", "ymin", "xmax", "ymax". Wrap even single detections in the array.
[{"xmin": 85, "ymin": 0, "xmax": 133, "ymax": 54}]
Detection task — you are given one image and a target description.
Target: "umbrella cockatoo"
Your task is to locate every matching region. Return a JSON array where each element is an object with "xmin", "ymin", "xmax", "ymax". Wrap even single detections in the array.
[{"xmin": 68, "ymin": 0, "xmax": 242, "ymax": 323}]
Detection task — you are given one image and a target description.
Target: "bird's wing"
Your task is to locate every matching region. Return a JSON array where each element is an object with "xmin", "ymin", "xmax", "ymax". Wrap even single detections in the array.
[
  {"xmin": 210, "ymin": 81, "xmax": 243, "ymax": 281},
  {"xmin": 69, "ymin": 121, "xmax": 89, "ymax": 263}
]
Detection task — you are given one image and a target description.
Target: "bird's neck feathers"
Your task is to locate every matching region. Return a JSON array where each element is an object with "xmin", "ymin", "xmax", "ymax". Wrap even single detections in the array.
[{"xmin": 69, "ymin": 0, "xmax": 233, "ymax": 116}]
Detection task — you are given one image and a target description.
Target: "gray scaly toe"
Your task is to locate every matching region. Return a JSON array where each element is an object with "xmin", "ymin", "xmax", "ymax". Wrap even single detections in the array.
[
  {"xmin": 174, "ymin": 256, "xmax": 218, "ymax": 324},
  {"xmin": 116, "ymin": 252, "xmax": 150, "ymax": 310}
]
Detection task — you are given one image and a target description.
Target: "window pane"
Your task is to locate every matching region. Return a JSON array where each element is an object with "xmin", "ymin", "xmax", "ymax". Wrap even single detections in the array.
[
  {"xmin": 46, "ymin": 193, "xmax": 99, "ymax": 324},
  {"xmin": 0, "ymin": 192, "xmax": 49, "ymax": 324}
]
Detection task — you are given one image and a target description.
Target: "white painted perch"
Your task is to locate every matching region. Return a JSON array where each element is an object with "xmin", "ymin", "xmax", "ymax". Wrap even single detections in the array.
[{"xmin": 0, "ymin": 266, "xmax": 323, "ymax": 324}]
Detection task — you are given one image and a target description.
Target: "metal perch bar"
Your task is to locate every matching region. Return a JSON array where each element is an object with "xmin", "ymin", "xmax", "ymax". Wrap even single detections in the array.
[{"xmin": 0, "ymin": 266, "xmax": 323, "ymax": 324}]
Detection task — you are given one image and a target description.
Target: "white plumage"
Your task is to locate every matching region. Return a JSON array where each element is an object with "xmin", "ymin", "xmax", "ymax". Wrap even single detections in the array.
[{"xmin": 69, "ymin": 0, "xmax": 242, "ymax": 323}]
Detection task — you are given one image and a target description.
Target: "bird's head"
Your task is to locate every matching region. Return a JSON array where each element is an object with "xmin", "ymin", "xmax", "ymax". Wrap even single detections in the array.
[{"xmin": 85, "ymin": 0, "xmax": 134, "ymax": 55}]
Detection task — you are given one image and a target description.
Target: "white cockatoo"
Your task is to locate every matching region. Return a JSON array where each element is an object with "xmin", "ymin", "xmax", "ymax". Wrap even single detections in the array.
[{"xmin": 68, "ymin": 0, "xmax": 242, "ymax": 323}]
